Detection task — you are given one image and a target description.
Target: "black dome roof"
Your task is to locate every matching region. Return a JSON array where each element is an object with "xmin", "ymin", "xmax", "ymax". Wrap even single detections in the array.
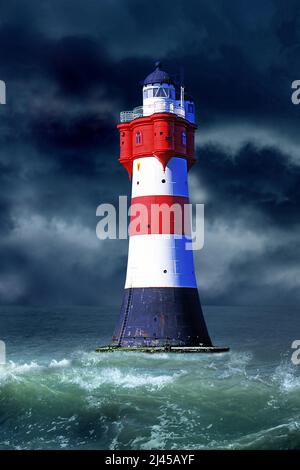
[{"xmin": 143, "ymin": 61, "xmax": 175, "ymax": 86}]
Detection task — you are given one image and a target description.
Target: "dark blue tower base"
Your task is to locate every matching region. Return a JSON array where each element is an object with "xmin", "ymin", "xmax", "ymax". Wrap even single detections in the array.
[{"xmin": 112, "ymin": 287, "xmax": 212, "ymax": 347}]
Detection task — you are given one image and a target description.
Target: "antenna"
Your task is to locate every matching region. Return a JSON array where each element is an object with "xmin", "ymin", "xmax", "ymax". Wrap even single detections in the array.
[
  {"xmin": 180, "ymin": 66, "xmax": 185, "ymax": 88},
  {"xmin": 180, "ymin": 66, "xmax": 185, "ymax": 110}
]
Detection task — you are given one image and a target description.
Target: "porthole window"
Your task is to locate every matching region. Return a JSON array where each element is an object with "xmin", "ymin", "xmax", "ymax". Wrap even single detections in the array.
[
  {"xmin": 137, "ymin": 181, "xmax": 140, "ymax": 185},
  {"xmin": 163, "ymin": 269, "xmax": 167, "ymax": 274},
  {"xmin": 136, "ymin": 131, "xmax": 142, "ymax": 145},
  {"xmin": 161, "ymin": 179, "xmax": 166, "ymax": 183},
  {"xmin": 182, "ymin": 131, "xmax": 186, "ymax": 145}
]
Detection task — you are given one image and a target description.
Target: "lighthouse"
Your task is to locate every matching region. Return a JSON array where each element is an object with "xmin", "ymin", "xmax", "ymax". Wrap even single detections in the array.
[{"xmin": 106, "ymin": 62, "xmax": 227, "ymax": 352}]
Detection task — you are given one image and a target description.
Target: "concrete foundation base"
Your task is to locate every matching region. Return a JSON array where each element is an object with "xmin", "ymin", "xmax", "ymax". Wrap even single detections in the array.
[{"xmin": 95, "ymin": 345, "xmax": 230, "ymax": 353}]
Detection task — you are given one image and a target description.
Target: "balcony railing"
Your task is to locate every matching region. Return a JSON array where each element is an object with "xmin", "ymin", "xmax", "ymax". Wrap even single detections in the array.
[{"xmin": 120, "ymin": 102, "xmax": 186, "ymax": 123}]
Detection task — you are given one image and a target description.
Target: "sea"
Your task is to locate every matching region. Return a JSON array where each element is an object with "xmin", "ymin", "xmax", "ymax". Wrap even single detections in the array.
[{"xmin": 0, "ymin": 305, "xmax": 300, "ymax": 450}]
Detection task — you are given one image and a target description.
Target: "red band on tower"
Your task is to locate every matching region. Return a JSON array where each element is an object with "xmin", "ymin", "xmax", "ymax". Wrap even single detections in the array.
[{"xmin": 129, "ymin": 195, "xmax": 191, "ymax": 235}]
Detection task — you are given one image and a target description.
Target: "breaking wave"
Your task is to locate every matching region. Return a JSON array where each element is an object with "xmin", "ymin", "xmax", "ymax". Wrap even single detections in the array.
[{"xmin": 1, "ymin": 349, "xmax": 300, "ymax": 449}]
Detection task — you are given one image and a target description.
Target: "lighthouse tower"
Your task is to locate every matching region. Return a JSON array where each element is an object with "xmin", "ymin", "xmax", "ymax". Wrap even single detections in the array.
[{"xmin": 112, "ymin": 62, "xmax": 212, "ymax": 348}]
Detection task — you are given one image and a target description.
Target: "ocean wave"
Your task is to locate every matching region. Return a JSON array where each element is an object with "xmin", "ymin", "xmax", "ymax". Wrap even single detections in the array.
[
  {"xmin": 272, "ymin": 362, "xmax": 300, "ymax": 392},
  {"xmin": 49, "ymin": 359, "xmax": 71, "ymax": 369},
  {"xmin": 1, "ymin": 350, "xmax": 300, "ymax": 450},
  {"xmin": 61, "ymin": 366, "xmax": 183, "ymax": 391},
  {"xmin": 0, "ymin": 360, "xmax": 43, "ymax": 384},
  {"xmin": 225, "ymin": 419, "xmax": 300, "ymax": 450}
]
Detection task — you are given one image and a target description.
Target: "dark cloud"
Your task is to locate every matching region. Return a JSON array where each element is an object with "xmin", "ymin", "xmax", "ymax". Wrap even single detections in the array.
[
  {"xmin": 0, "ymin": 0, "xmax": 299, "ymax": 306},
  {"xmin": 30, "ymin": 111, "xmax": 115, "ymax": 153},
  {"xmin": 196, "ymin": 143, "xmax": 300, "ymax": 227}
]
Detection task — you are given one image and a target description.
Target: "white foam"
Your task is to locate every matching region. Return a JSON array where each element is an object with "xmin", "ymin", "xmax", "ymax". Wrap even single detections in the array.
[
  {"xmin": 49, "ymin": 359, "xmax": 71, "ymax": 369},
  {"xmin": 272, "ymin": 362, "xmax": 300, "ymax": 392},
  {"xmin": 0, "ymin": 358, "xmax": 72, "ymax": 385},
  {"xmin": 63, "ymin": 367, "xmax": 182, "ymax": 391}
]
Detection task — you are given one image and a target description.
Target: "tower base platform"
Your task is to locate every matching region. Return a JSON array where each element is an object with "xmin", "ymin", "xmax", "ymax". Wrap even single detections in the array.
[{"xmin": 95, "ymin": 345, "xmax": 230, "ymax": 353}]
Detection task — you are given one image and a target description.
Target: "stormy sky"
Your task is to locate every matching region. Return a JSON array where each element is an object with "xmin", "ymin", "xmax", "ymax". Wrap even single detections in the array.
[{"xmin": 0, "ymin": 0, "xmax": 300, "ymax": 307}]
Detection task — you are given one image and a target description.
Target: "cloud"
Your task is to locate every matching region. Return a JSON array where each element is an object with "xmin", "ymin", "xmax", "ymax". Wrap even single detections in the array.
[
  {"xmin": 0, "ymin": 0, "xmax": 299, "ymax": 306},
  {"xmin": 0, "ymin": 273, "xmax": 27, "ymax": 303},
  {"xmin": 196, "ymin": 121, "xmax": 300, "ymax": 166},
  {"xmin": 0, "ymin": 212, "xmax": 128, "ymax": 305},
  {"xmin": 194, "ymin": 214, "xmax": 300, "ymax": 305}
]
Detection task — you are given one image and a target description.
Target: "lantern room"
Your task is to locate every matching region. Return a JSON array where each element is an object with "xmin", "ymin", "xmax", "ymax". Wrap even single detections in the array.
[
  {"xmin": 120, "ymin": 62, "xmax": 195, "ymax": 124},
  {"xmin": 142, "ymin": 61, "xmax": 177, "ymax": 117}
]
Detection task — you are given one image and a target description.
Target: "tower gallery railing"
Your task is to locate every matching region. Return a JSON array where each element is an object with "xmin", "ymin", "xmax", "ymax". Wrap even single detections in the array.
[{"xmin": 120, "ymin": 102, "xmax": 186, "ymax": 122}]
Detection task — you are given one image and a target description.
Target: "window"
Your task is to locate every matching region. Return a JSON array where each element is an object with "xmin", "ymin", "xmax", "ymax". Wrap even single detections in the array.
[
  {"xmin": 143, "ymin": 90, "xmax": 148, "ymax": 99},
  {"xmin": 136, "ymin": 131, "xmax": 142, "ymax": 145},
  {"xmin": 153, "ymin": 87, "xmax": 169, "ymax": 98},
  {"xmin": 159, "ymin": 88, "xmax": 169, "ymax": 97},
  {"xmin": 182, "ymin": 131, "xmax": 186, "ymax": 145}
]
